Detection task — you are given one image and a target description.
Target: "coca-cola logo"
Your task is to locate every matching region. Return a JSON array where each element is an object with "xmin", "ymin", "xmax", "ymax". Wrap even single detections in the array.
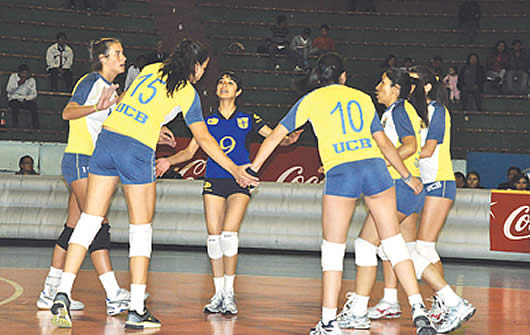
[
  {"xmin": 503, "ymin": 205, "xmax": 530, "ymax": 240},
  {"xmin": 275, "ymin": 166, "xmax": 322, "ymax": 184}
]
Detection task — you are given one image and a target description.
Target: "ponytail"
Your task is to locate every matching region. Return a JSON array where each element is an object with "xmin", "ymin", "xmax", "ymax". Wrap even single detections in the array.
[
  {"xmin": 410, "ymin": 65, "xmax": 449, "ymax": 108},
  {"xmin": 294, "ymin": 52, "xmax": 345, "ymax": 94}
]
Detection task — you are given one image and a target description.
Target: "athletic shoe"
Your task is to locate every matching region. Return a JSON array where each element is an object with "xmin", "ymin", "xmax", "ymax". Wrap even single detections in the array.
[
  {"xmin": 336, "ymin": 292, "xmax": 371, "ymax": 329},
  {"xmin": 51, "ymin": 293, "xmax": 72, "ymax": 328},
  {"xmin": 204, "ymin": 293, "xmax": 224, "ymax": 313},
  {"xmin": 221, "ymin": 292, "xmax": 238, "ymax": 315},
  {"xmin": 309, "ymin": 320, "xmax": 342, "ymax": 335},
  {"xmin": 106, "ymin": 288, "xmax": 132, "ymax": 316},
  {"xmin": 124, "ymin": 308, "xmax": 161, "ymax": 329},
  {"xmin": 367, "ymin": 299, "xmax": 401, "ymax": 319},
  {"xmin": 427, "ymin": 295, "xmax": 446, "ymax": 323},
  {"xmin": 37, "ymin": 276, "xmax": 85, "ymax": 311},
  {"xmin": 411, "ymin": 303, "xmax": 437, "ymax": 335},
  {"xmin": 435, "ymin": 298, "xmax": 476, "ymax": 334}
]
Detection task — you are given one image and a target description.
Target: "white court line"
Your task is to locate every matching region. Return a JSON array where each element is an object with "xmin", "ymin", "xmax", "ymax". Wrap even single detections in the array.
[{"xmin": 0, "ymin": 276, "xmax": 24, "ymax": 306}]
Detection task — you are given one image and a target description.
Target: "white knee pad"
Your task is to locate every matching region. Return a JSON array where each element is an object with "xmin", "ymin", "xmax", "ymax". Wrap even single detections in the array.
[
  {"xmin": 416, "ymin": 240, "xmax": 440, "ymax": 264},
  {"xmin": 377, "ymin": 245, "xmax": 389, "ymax": 261},
  {"xmin": 321, "ymin": 240, "xmax": 346, "ymax": 271},
  {"xmin": 129, "ymin": 224, "xmax": 152, "ymax": 258},
  {"xmin": 69, "ymin": 213, "xmax": 103, "ymax": 249},
  {"xmin": 381, "ymin": 234, "xmax": 411, "ymax": 267},
  {"xmin": 220, "ymin": 231, "xmax": 239, "ymax": 257},
  {"xmin": 354, "ymin": 238, "xmax": 378, "ymax": 267},
  {"xmin": 409, "ymin": 247, "xmax": 431, "ymax": 280},
  {"xmin": 207, "ymin": 235, "xmax": 223, "ymax": 259}
]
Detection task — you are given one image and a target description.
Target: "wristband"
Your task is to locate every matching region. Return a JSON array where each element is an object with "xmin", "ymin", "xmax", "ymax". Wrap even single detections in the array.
[
  {"xmin": 93, "ymin": 104, "xmax": 99, "ymax": 112},
  {"xmin": 245, "ymin": 167, "xmax": 259, "ymax": 177},
  {"xmin": 402, "ymin": 173, "xmax": 412, "ymax": 183}
]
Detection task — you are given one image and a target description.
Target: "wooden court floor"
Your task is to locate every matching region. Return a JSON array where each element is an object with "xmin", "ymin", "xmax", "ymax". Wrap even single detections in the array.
[{"xmin": 0, "ymin": 268, "xmax": 528, "ymax": 335}]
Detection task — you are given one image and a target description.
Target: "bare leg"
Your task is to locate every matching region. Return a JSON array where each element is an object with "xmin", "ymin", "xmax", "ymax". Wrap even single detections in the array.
[
  {"xmin": 204, "ymin": 194, "xmax": 226, "ymax": 278},
  {"xmin": 222, "ymin": 194, "xmax": 250, "ymax": 276}
]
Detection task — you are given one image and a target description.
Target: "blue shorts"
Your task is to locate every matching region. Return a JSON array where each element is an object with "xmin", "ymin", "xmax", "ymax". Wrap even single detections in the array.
[
  {"xmin": 62, "ymin": 153, "xmax": 91, "ymax": 185},
  {"xmin": 424, "ymin": 181, "xmax": 456, "ymax": 201},
  {"xmin": 324, "ymin": 158, "xmax": 393, "ymax": 198},
  {"xmin": 395, "ymin": 178, "xmax": 426, "ymax": 216},
  {"xmin": 89, "ymin": 129, "xmax": 155, "ymax": 185}
]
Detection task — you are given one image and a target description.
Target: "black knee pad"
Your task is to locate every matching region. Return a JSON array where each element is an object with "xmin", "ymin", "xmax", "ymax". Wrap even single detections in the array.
[
  {"xmin": 88, "ymin": 224, "xmax": 111, "ymax": 254},
  {"xmin": 56, "ymin": 224, "xmax": 74, "ymax": 250}
]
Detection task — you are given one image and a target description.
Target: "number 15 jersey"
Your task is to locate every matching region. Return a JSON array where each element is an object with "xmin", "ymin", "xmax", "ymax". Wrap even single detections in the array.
[{"xmin": 280, "ymin": 84, "xmax": 384, "ymax": 172}]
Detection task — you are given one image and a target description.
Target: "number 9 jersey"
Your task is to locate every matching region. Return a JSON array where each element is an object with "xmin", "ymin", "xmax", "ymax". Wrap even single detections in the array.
[
  {"xmin": 280, "ymin": 84, "xmax": 384, "ymax": 172},
  {"xmin": 104, "ymin": 63, "xmax": 204, "ymax": 149}
]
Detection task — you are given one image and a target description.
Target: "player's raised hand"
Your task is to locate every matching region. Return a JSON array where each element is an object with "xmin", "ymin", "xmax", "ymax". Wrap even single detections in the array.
[{"xmin": 96, "ymin": 84, "xmax": 119, "ymax": 111}]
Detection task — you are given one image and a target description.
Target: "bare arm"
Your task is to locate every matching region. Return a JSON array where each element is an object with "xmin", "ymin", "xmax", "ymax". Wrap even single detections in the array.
[
  {"xmin": 420, "ymin": 139, "xmax": 438, "ymax": 158},
  {"xmin": 250, "ymin": 123, "xmax": 290, "ymax": 172},
  {"xmin": 258, "ymin": 125, "xmax": 303, "ymax": 146},
  {"xmin": 155, "ymin": 139, "xmax": 199, "ymax": 177},
  {"xmin": 396, "ymin": 135, "xmax": 417, "ymax": 161}
]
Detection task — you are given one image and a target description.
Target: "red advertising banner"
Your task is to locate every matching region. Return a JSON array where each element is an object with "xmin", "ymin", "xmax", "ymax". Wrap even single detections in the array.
[
  {"xmin": 489, "ymin": 190, "xmax": 530, "ymax": 253},
  {"xmin": 157, "ymin": 138, "xmax": 324, "ymax": 184}
]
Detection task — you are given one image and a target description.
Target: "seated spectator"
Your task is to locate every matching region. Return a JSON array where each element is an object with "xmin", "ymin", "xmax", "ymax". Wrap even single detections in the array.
[
  {"xmin": 466, "ymin": 171, "xmax": 483, "ymax": 189},
  {"xmin": 458, "ymin": 1, "xmax": 481, "ymax": 43},
  {"xmin": 455, "ymin": 172, "xmax": 467, "ymax": 188},
  {"xmin": 312, "ymin": 24, "xmax": 335, "ymax": 55},
  {"xmin": 6, "ymin": 64, "xmax": 39, "ymax": 129},
  {"xmin": 381, "ymin": 54, "xmax": 397, "ymax": 70},
  {"xmin": 125, "ymin": 54, "xmax": 147, "ymax": 90},
  {"xmin": 64, "ymin": 0, "xmax": 85, "ymax": 9},
  {"xmin": 458, "ymin": 53, "xmax": 485, "ymax": 115},
  {"xmin": 485, "ymin": 40, "xmax": 509, "ymax": 93},
  {"xmin": 505, "ymin": 40, "xmax": 529, "ymax": 94},
  {"xmin": 15, "ymin": 155, "xmax": 39, "ymax": 175},
  {"xmin": 46, "ymin": 32, "xmax": 74, "ymax": 92},
  {"xmin": 289, "ymin": 28, "xmax": 312, "ymax": 72},
  {"xmin": 430, "ymin": 55, "xmax": 443, "ymax": 77},
  {"xmin": 268, "ymin": 15, "xmax": 290, "ymax": 70},
  {"xmin": 497, "ymin": 166, "xmax": 522, "ymax": 189},
  {"xmin": 147, "ymin": 39, "xmax": 169, "ymax": 65},
  {"xmin": 400, "ymin": 57, "xmax": 415, "ymax": 71},
  {"xmin": 510, "ymin": 173, "xmax": 529, "ymax": 191},
  {"xmin": 444, "ymin": 65, "xmax": 461, "ymax": 103}
]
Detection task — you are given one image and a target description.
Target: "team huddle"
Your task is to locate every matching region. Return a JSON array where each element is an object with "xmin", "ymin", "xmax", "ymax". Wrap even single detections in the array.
[{"xmin": 38, "ymin": 37, "xmax": 475, "ymax": 335}]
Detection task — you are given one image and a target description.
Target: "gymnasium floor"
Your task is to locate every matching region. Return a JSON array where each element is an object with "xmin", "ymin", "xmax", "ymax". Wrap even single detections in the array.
[{"xmin": 0, "ymin": 245, "xmax": 528, "ymax": 334}]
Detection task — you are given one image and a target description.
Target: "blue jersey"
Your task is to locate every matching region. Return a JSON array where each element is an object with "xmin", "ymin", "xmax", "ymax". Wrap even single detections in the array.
[{"xmin": 205, "ymin": 109, "xmax": 267, "ymax": 178}]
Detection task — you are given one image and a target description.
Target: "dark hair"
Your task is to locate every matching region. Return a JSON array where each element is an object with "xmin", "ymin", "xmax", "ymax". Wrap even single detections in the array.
[
  {"xmin": 89, "ymin": 37, "xmax": 121, "ymax": 71},
  {"xmin": 276, "ymin": 15, "xmax": 287, "ymax": 25},
  {"xmin": 302, "ymin": 27, "xmax": 312, "ymax": 36},
  {"xmin": 508, "ymin": 166, "xmax": 522, "ymax": 175},
  {"xmin": 385, "ymin": 67, "xmax": 429, "ymax": 126},
  {"xmin": 454, "ymin": 172, "xmax": 465, "ymax": 179},
  {"xmin": 320, "ymin": 24, "xmax": 330, "ymax": 31},
  {"xmin": 19, "ymin": 155, "xmax": 34, "ymax": 167},
  {"xmin": 410, "ymin": 65, "xmax": 449, "ymax": 107},
  {"xmin": 159, "ymin": 39, "xmax": 209, "ymax": 97},
  {"xmin": 512, "ymin": 39, "xmax": 522, "ymax": 46},
  {"xmin": 217, "ymin": 71, "xmax": 243, "ymax": 92},
  {"xmin": 17, "ymin": 64, "xmax": 30, "ymax": 73},
  {"xmin": 56, "ymin": 32, "xmax": 67, "ymax": 40},
  {"xmin": 467, "ymin": 171, "xmax": 481, "ymax": 182},
  {"xmin": 511, "ymin": 173, "xmax": 529, "ymax": 189},
  {"xmin": 383, "ymin": 54, "xmax": 396, "ymax": 68},
  {"xmin": 295, "ymin": 52, "xmax": 344, "ymax": 93},
  {"xmin": 448, "ymin": 65, "xmax": 458, "ymax": 72},
  {"xmin": 433, "ymin": 55, "xmax": 443, "ymax": 62},
  {"xmin": 494, "ymin": 40, "xmax": 506, "ymax": 51},
  {"xmin": 466, "ymin": 53, "xmax": 480, "ymax": 64}
]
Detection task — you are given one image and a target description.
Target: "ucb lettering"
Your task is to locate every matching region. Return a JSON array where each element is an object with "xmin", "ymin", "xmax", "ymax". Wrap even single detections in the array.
[
  {"xmin": 115, "ymin": 103, "xmax": 149, "ymax": 124},
  {"xmin": 333, "ymin": 138, "xmax": 372, "ymax": 154}
]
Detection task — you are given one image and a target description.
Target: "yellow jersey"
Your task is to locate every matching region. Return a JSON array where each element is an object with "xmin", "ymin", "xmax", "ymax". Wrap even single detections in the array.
[
  {"xmin": 104, "ymin": 63, "xmax": 204, "ymax": 150},
  {"xmin": 279, "ymin": 84, "xmax": 385, "ymax": 172},
  {"xmin": 381, "ymin": 99, "xmax": 422, "ymax": 179}
]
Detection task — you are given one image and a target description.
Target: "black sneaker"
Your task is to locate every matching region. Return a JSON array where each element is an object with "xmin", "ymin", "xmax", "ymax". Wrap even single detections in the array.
[
  {"xmin": 51, "ymin": 292, "xmax": 72, "ymax": 328},
  {"xmin": 124, "ymin": 308, "xmax": 161, "ymax": 329}
]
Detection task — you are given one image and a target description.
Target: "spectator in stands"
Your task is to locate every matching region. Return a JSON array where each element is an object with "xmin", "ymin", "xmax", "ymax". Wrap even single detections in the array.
[
  {"xmin": 458, "ymin": 53, "xmax": 485, "ymax": 115},
  {"xmin": 381, "ymin": 54, "xmax": 397, "ymax": 70},
  {"xmin": 125, "ymin": 54, "xmax": 147, "ymax": 90},
  {"xmin": 510, "ymin": 173, "xmax": 529, "ymax": 191},
  {"xmin": 458, "ymin": 1, "xmax": 481, "ymax": 43},
  {"xmin": 455, "ymin": 172, "xmax": 467, "ymax": 188},
  {"xmin": 268, "ymin": 15, "xmax": 290, "ymax": 70},
  {"xmin": 46, "ymin": 32, "xmax": 74, "ymax": 92},
  {"xmin": 289, "ymin": 28, "xmax": 312, "ymax": 72},
  {"xmin": 147, "ymin": 40, "xmax": 169, "ymax": 65},
  {"xmin": 465, "ymin": 171, "xmax": 483, "ymax": 189},
  {"xmin": 350, "ymin": 0, "xmax": 376, "ymax": 12},
  {"xmin": 430, "ymin": 55, "xmax": 443, "ymax": 77},
  {"xmin": 312, "ymin": 24, "xmax": 335, "ymax": 55},
  {"xmin": 444, "ymin": 65, "xmax": 460, "ymax": 103},
  {"xmin": 497, "ymin": 166, "xmax": 522, "ymax": 189},
  {"xmin": 485, "ymin": 40, "xmax": 509, "ymax": 93},
  {"xmin": 505, "ymin": 40, "xmax": 529, "ymax": 94},
  {"xmin": 65, "ymin": 0, "xmax": 85, "ymax": 9},
  {"xmin": 400, "ymin": 57, "xmax": 415, "ymax": 71},
  {"xmin": 6, "ymin": 64, "xmax": 39, "ymax": 129},
  {"xmin": 15, "ymin": 155, "xmax": 39, "ymax": 175}
]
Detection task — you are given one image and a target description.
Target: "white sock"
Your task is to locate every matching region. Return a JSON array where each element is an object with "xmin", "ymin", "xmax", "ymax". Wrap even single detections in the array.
[
  {"xmin": 99, "ymin": 271, "xmax": 121, "ymax": 300},
  {"xmin": 408, "ymin": 294, "xmax": 423, "ymax": 307},
  {"xmin": 352, "ymin": 294, "xmax": 369, "ymax": 316},
  {"xmin": 57, "ymin": 272, "xmax": 76, "ymax": 297},
  {"xmin": 322, "ymin": 307, "xmax": 337, "ymax": 324},
  {"xmin": 48, "ymin": 266, "xmax": 63, "ymax": 278},
  {"xmin": 213, "ymin": 276, "xmax": 224, "ymax": 295},
  {"xmin": 224, "ymin": 274, "xmax": 235, "ymax": 294},
  {"xmin": 130, "ymin": 284, "xmax": 146, "ymax": 314},
  {"xmin": 437, "ymin": 285, "xmax": 460, "ymax": 307},
  {"xmin": 383, "ymin": 288, "xmax": 398, "ymax": 304}
]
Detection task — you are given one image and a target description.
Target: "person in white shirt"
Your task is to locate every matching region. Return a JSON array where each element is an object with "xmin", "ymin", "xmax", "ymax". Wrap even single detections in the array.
[
  {"xmin": 288, "ymin": 28, "xmax": 312, "ymax": 71},
  {"xmin": 46, "ymin": 32, "xmax": 74, "ymax": 92},
  {"xmin": 6, "ymin": 64, "xmax": 39, "ymax": 129},
  {"xmin": 124, "ymin": 54, "xmax": 147, "ymax": 90}
]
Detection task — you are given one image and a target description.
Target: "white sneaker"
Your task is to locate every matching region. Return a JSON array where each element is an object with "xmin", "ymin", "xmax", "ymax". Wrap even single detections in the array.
[
  {"xmin": 274, "ymin": 64, "xmax": 281, "ymax": 71},
  {"xmin": 221, "ymin": 292, "xmax": 238, "ymax": 315},
  {"xmin": 37, "ymin": 276, "xmax": 85, "ymax": 311},
  {"xmin": 367, "ymin": 299, "xmax": 401, "ymax": 319},
  {"xmin": 204, "ymin": 293, "xmax": 224, "ymax": 313},
  {"xmin": 309, "ymin": 320, "xmax": 342, "ymax": 335},
  {"xmin": 411, "ymin": 303, "xmax": 437, "ymax": 335},
  {"xmin": 427, "ymin": 295, "xmax": 446, "ymax": 323},
  {"xmin": 294, "ymin": 65, "xmax": 304, "ymax": 72},
  {"xmin": 336, "ymin": 292, "xmax": 371, "ymax": 329},
  {"xmin": 435, "ymin": 298, "xmax": 476, "ymax": 334},
  {"xmin": 106, "ymin": 288, "xmax": 132, "ymax": 316}
]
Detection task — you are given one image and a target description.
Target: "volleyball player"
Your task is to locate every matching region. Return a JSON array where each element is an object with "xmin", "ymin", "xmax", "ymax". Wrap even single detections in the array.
[
  {"xmin": 156, "ymin": 71, "xmax": 302, "ymax": 315},
  {"xmin": 38, "ymin": 38, "xmax": 134, "ymax": 316},
  {"xmin": 248, "ymin": 53, "xmax": 436, "ymax": 335},
  {"xmin": 337, "ymin": 68, "xmax": 475, "ymax": 334},
  {"xmin": 50, "ymin": 39, "xmax": 258, "ymax": 329}
]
